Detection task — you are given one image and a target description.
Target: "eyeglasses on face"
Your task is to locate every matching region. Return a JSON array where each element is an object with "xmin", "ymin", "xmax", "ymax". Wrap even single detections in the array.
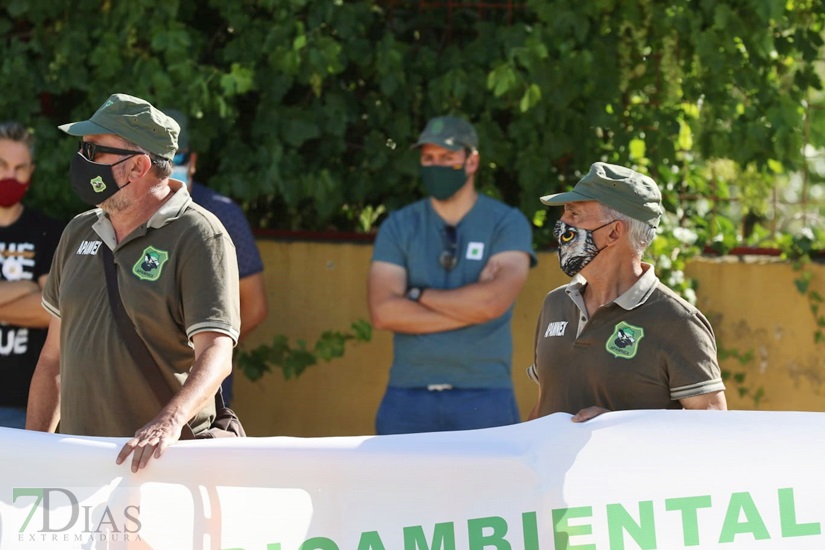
[
  {"xmin": 439, "ymin": 225, "xmax": 458, "ymax": 271},
  {"xmin": 79, "ymin": 141, "xmax": 142, "ymax": 162}
]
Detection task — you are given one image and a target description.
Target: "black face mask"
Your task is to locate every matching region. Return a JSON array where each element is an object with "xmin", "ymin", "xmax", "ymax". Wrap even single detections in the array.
[{"xmin": 69, "ymin": 152, "xmax": 133, "ymax": 206}]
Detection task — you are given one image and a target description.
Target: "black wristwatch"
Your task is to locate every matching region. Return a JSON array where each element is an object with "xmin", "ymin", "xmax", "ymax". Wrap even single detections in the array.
[{"xmin": 407, "ymin": 287, "xmax": 424, "ymax": 302}]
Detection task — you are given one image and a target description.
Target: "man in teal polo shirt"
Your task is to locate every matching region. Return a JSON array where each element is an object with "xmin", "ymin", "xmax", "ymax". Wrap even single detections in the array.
[{"xmin": 368, "ymin": 115, "xmax": 537, "ymax": 434}]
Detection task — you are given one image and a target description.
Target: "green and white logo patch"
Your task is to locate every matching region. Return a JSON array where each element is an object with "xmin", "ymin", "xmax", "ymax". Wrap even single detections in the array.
[
  {"xmin": 132, "ymin": 246, "xmax": 169, "ymax": 281},
  {"xmin": 606, "ymin": 321, "xmax": 644, "ymax": 359},
  {"xmin": 466, "ymin": 242, "xmax": 484, "ymax": 260},
  {"xmin": 90, "ymin": 176, "xmax": 107, "ymax": 193}
]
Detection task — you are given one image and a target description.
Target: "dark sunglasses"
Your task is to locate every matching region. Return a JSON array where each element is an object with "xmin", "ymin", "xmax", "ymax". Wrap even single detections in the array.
[
  {"xmin": 79, "ymin": 141, "xmax": 142, "ymax": 162},
  {"xmin": 439, "ymin": 225, "xmax": 458, "ymax": 271}
]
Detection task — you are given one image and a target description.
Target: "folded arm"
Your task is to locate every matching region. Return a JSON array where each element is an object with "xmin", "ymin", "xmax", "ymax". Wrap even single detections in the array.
[
  {"xmin": 0, "ymin": 274, "xmax": 50, "ymax": 328},
  {"xmin": 418, "ymin": 250, "xmax": 531, "ymax": 324},
  {"xmin": 368, "ymin": 261, "xmax": 470, "ymax": 334},
  {"xmin": 368, "ymin": 251, "xmax": 531, "ymax": 334}
]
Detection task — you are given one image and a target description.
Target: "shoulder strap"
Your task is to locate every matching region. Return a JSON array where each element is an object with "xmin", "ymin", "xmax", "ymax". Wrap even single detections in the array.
[
  {"xmin": 100, "ymin": 246, "xmax": 220, "ymax": 440},
  {"xmin": 101, "ymin": 245, "xmax": 175, "ymax": 403}
]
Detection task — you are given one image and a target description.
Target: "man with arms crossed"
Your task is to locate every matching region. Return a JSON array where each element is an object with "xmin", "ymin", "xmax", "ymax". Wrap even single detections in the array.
[
  {"xmin": 0, "ymin": 122, "xmax": 63, "ymax": 428},
  {"xmin": 369, "ymin": 115, "xmax": 536, "ymax": 434}
]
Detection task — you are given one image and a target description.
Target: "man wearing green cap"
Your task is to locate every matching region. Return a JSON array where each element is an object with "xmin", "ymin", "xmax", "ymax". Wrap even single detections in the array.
[
  {"xmin": 527, "ymin": 162, "xmax": 727, "ymax": 423},
  {"xmin": 368, "ymin": 115, "xmax": 537, "ymax": 434},
  {"xmin": 26, "ymin": 94, "xmax": 240, "ymax": 472}
]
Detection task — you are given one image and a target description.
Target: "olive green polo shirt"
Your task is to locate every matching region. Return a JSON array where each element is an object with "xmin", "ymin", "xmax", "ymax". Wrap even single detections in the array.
[
  {"xmin": 532, "ymin": 264, "xmax": 725, "ymax": 416},
  {"xmin": 43, "ymin": 184, "xmax": 241, "ymax": 437}
]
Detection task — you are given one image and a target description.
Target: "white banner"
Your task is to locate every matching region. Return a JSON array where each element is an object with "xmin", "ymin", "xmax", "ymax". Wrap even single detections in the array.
[{"xmin": 1, "ymin": 410, "xmax": 824, "ymax": 550}]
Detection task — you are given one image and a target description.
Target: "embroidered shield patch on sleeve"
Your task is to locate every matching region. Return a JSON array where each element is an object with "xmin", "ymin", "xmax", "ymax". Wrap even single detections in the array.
[
  {"xmin": 132, "ymin": 246, "xmax": 169, "ymax": 281},
  {"xmin": 606, "ymin": 321, "xmax": 645, "ymax": 359}
]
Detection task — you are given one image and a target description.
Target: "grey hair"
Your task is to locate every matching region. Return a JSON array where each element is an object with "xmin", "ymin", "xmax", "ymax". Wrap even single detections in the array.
[
  {"xmin": 0, "ymin": 121, "xmax": 34, "ymax": 158},
  {"xmin": 599, "ymin": 204, "xmax": 656, "ymax": 254}
]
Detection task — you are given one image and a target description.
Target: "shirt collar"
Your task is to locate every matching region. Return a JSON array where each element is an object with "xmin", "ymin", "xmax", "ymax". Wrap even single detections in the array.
[
  {"xmin": 145, "ymin": 178, "xmax": 192, "ymax": 229},
  {"xmin": 565, "ymin": 262, "xmax": 659, "ymax": 310},
  {"xmin": 93, "ymin": 179, "xmax": 193, "ymax": 249},
  {"xmin": 613, "ymin": 263, "xmax": 659, "ymax": 310}
]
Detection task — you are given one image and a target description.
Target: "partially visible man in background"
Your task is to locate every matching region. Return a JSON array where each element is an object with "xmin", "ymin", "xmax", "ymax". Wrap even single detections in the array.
[
  {"xmin": 0, "ymin": 122, "xmax": 64, "ymax": 428},
  {"xmin": 165, "ymin": 109, "xmax": 268, "ymax": 406}
]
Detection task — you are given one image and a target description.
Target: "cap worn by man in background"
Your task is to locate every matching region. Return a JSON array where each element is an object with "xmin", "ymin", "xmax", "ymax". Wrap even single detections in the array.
[
  {"xmin": 367, "ymin": 115, "xmax": 537, "ymax": 435},
  {"xmin": 528, "ymin": 162, "xmax": 727, "ymax": 423},
  {"xmin": 164, "ymin": 109, "xmax": 268, "ymax": 407}
]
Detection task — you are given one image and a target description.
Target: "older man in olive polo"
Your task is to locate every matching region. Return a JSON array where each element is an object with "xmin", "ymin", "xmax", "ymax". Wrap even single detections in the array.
[
  {"xmin": 527, "ymin": 162, "xmax": 727, "ymax": 422},
  {"xmin": 26, "ymin": 94, "xmax": 240, "ymax": 471}
]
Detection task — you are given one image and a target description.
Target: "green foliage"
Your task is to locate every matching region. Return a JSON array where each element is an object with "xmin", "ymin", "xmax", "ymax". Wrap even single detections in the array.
[
  {"xmin": 719, "ymin": 346, "xmax": 765, "ymax": 408},
  {"xmin": 2, "ymin": 0, "xmax": 823, "ymax": 241},
  {"xmin": 235, "ymin": 319, "xmax": 372, "ymax": 382},
  {"xmin": 777, "ymin": 227, "xmax": 825, "ymax": 344},
  {"xmin": 6, "ymin": 1, "xmax": 824, "ymax": 386}
]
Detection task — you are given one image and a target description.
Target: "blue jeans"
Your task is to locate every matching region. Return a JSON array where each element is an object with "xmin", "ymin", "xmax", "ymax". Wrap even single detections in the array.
[
  {"xmin": 0, "ymin": 406, "xmax": 26, "ymax": 429},
  {"xmin": 376, "ymin": 387, "xmax": 521, "ymax": 435}
]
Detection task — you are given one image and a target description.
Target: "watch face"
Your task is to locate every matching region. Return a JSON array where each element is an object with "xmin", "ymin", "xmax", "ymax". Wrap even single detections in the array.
[{"xmin": 408, "ymin": 287, "xmax": 421, "ymax": 301}]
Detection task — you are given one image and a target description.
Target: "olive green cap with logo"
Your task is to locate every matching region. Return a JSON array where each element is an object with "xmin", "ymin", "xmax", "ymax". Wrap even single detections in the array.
[
  {"xmin": 540, "ymin": 162, "xmax": 663, "ymax": 228},
  {"xmin": 59, "ymin": 93, "xmax": 180, "ymax": 160},
  {"xmin": 413, "ymin": 116, "xmax": 479, "ymax": 152}
]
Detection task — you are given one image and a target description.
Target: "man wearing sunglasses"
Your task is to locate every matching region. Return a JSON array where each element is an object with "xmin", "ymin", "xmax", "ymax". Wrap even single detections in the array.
[
  {"xmin": 26, "ymin": 94, "xmax": 240, "ymax": 472},
  {"xmin": 0, "ymin": 122, "xmax": 64, "ymax": 429},
  {"xmin": 528, "ymin": 162, "xmax": 727, "ymax": 423},
  {"xmin": 368, "ymin": 115, "xmax": 537, "ymax": 435}
]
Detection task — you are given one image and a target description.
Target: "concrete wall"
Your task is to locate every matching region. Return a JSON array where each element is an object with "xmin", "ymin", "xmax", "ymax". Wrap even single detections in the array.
[{"xmin": 233, "ymin": 240, "xmax": 825, "ymax": 437}]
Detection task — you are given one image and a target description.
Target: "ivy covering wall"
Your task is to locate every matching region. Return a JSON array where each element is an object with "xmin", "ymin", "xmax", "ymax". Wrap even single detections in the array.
[{"xmin": 2, "ymin": 0, "xmax": 824, "ymax": 251}]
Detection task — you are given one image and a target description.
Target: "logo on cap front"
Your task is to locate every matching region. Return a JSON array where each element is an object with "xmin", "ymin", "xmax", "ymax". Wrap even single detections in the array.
[{"xmin": 90, "ymin": 176, "xmax": 106, "ymax": 193}]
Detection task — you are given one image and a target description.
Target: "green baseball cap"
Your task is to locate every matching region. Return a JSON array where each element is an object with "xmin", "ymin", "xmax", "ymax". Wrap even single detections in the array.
[
  {"xmin": 59, "ymin": 93, "xmax": 179, "ymax": 160},
  {"xmin": 413, "ymin": 116, "xmax": 478, "ymax": 151},
  {"xmin": 162, "ymin": 108, "xmax": 189, "ymax": 152},
  {"xmin": 540, "ymin": 162, "xmax": 663, "ymax": 227}
]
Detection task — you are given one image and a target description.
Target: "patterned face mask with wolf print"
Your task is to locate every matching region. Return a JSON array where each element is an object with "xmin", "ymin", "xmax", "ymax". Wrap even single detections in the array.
[{"xmin": 553, "ymin": 219, "xmax": 615, "ymax": 277}]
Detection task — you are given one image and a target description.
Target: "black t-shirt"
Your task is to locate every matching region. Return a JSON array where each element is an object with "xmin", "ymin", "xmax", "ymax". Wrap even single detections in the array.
[{"xmin": 0, "ymin": 207, "xmax": 64, "ymax": 408}]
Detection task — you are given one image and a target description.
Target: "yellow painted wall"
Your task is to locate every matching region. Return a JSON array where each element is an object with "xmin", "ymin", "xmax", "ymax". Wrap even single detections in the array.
[
  {"xmin": 234, "ymin": 241, "xmax": 825, "ymax": 437},
  {"xmin": 686, "ymin": 256, "xmax": 825, "ymax": 412}
]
